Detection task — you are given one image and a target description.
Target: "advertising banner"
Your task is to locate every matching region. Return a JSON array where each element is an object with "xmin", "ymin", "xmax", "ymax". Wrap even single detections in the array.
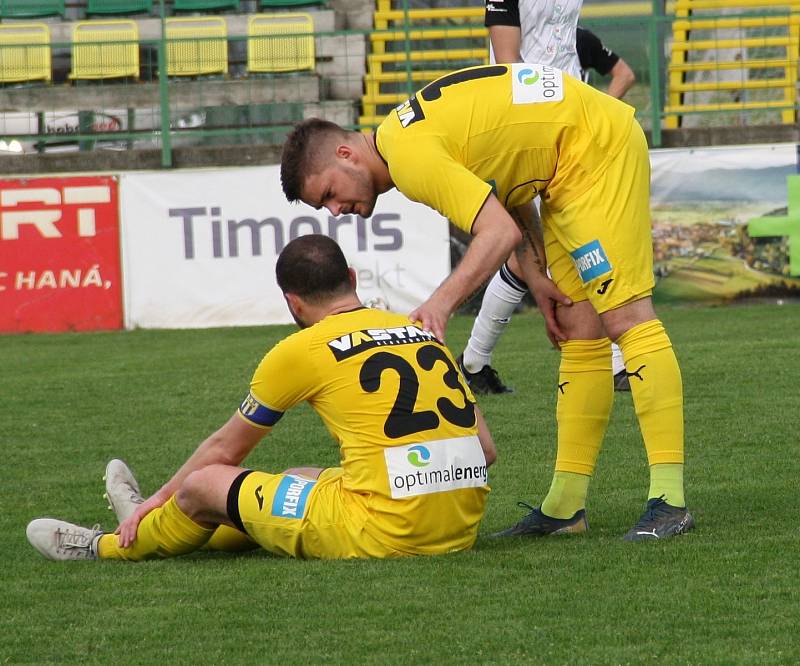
[
  {"xmin": 0, "ymin": 175, "xmax": 122, "ymax": 333},
  {"xmin": 650, "ymin": 143, "xmax": 800, "ymax": 302},
  {"xmin": 120, "ymin": 166, "xmax": 450, "ymax": 328}
]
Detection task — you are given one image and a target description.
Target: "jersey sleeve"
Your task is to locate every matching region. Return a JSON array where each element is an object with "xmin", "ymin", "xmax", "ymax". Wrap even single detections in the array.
[
  {"xmin": 576, "ymin": 27, "xmax": 619, "ymax": 76},
  {"xmin": 484, "ymin": 0, "xmax": 519, "ymax": 28},
  {"xmin": 237, "ymin": 333, "xmax": 318, "ymax": 430},
  {"xmin": 388, "ymin": 141, "xmax": 492, "ymax": 235}
]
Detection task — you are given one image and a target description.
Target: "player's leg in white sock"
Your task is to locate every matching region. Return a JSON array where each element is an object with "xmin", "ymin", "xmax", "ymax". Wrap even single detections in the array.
[
  {"xmin": 611, "ymin": 343, "xmax": 625, "ymax": 376},
  {"xmin": 462, "ymin": 262, "xmax": 528, "ymax": 372}
]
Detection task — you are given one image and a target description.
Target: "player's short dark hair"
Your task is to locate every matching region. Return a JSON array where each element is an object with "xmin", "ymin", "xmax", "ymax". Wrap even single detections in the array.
[
  {"xmin": 281, "ymin": 118, "xmax": 349, "ymax": 203},
  {"xmin": 276, "ymin": 234, "xmax": 352, "ymax": 303}
]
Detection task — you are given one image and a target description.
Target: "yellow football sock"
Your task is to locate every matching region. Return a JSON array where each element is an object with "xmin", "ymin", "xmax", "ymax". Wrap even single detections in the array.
[
  {"xmin": 616, "ymin": 319, "xmax": 685, "ymax": 504},
  {"xmin": 649, "ymin": 463, "xmax": 686, "ymax": 508},
  {"xmin": 203, "ymin": 525, "xmax": 259, "ymax": 552},
  {"xmin": 541, "ymin": 338, "xmax": 613, "ymax": 519},
  {"xmin": 540, "ymin": 471, "xmax": 591, "ymax": 519},
  {"xmin": 97, "ymin": 495, "xmax": 213, "ymax": 561}
]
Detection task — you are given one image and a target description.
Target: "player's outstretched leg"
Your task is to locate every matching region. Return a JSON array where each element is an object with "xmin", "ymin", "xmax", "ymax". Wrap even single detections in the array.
[
  {"xmin": 27, "ymin": 519, "xmax": 104, "ymax": 561},
  {"xmin": 28, "ymin": 495, "xmax": 214, "ymax": 562},
  {"xmin": 104, "ymin": 459, "xmax": 144, "ymax": 524}
]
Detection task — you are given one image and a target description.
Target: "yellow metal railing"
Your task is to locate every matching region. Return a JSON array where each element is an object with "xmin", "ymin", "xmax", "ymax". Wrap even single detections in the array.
[
  {"xmin": 665, "ymin": 0, "xmax": 800, "ymax": 128},
  {"xmin": 362, "ymin": 2, "xmax": 489, "ymax": 127}
]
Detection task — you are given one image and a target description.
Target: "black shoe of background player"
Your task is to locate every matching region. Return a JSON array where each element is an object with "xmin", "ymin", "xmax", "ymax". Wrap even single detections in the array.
[
  {"xmin": 614, "ymin": 370, "xmax": 631, "ymax": 392},
  {"xmin": 457, "ymin": 354, "xmax": 513, "ymax": 395}
]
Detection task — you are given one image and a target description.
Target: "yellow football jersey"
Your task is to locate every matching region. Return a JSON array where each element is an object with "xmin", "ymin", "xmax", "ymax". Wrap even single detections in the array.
[
  {"xmin": 237, "ymin": 307, "xmax": 489, "ymax": 554},
  {"xmin": 376, "ymin": 64, "xmax": 636, "ymax": 233}
]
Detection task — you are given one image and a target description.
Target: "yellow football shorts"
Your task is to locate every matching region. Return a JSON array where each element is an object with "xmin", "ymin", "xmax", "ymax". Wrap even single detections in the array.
[
  {"xmin": 229, "ymin": 467, "xmax": 406, "ymax": 560},
  {"xmin": 542, "ymin": 121, "xmax": 654, "ymax": 314}
]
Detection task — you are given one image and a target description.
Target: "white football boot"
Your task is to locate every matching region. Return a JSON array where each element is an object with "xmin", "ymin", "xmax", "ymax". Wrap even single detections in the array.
[
  {"xmin": 103, "ymin": 459, "xmax": 144, "ymax": 523},
  {"xmin": 26, "ymin": 519, "xmax": 102, "ymax": 561}
]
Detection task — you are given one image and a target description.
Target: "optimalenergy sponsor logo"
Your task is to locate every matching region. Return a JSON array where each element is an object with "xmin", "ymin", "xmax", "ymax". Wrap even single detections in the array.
[
  {"xmin": 384, "ymin": 436, "xmax": 488, "ymax": 499},
  {"xmin": 511, "ymin": 63, "xmax": 564, "ymax": 104},
  {"xmin": 406, "ymin": 444, "xmax": 431, "ymax": 467}
]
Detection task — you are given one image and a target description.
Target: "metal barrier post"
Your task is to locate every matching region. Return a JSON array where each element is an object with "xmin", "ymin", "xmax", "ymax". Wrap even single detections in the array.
[
  {"xmin": 649, "ymin": 0, "xmax": 664, "ymax": 147},
  {"xmin": 402, "ymin": 0, "xmax": 413, "ymax": 98},
  {"xmin": 158, "ymin": 0, "xmax": 173, "ymax": 167}
]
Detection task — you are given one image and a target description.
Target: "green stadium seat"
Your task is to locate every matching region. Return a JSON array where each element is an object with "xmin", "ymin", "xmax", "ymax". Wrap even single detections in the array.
[
  {"xmin": 86, "ymin": 0, "xmax": 152, "ymax": 15},
  {"xmin": 0, "ymin": 0, "xmax": 65, "ymax": 18},
  {"xmin": 173, "ymin": 0, "xmax": 240, "ymax": 10},
  {"xmin": 259, "ymin": 0, "xmax": 324, "ymax": 8}
]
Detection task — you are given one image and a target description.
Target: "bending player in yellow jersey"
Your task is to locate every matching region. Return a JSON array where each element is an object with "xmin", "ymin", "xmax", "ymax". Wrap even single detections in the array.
[
  {"xmin": 279, "ymin": 65, "xmax": 694, "ymax": 541},
  {"xmin": 27, "ymin": 235, "xmax": 497, "ymax": 561}
]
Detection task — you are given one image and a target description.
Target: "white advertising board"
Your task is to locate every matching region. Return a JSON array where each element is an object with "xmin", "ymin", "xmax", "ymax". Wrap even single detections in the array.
[{"xmin": 120, "ymin": 165, "xmax": 450, "ymax": 328}]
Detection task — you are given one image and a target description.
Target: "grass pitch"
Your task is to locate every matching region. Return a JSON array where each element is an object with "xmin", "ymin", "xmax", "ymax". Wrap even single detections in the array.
[{"xmin": 2, "ymin": 304, "xmax": 798, "ymax": 664}]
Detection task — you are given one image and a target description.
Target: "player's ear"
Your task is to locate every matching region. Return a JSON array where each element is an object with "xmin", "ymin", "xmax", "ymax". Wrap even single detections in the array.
[
  {"xmin": 284, "ymin": 292, "xmax": 304, "ymax": 315},
  {"xmin": 335, "ymin": 143, "xmax": 355, "ymax": 162},
  {"xmin": 348, "ymin": 266, "xmax": 357, "ymax": 289},
  {"xmin": 283, "ymin": 291, "xmax": 302, "ymax": 309}
]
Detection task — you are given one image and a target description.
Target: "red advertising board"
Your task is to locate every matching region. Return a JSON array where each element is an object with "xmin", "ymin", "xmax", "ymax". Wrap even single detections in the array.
[{"xmin": 0, "ymin": 176, "xmax": 123, "ymax": 333}]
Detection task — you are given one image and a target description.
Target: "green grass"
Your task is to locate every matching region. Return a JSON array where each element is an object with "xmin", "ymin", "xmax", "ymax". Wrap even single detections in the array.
[{"xmin": 2, "ymin": 304, "xmax": 798, "ymax": 664}]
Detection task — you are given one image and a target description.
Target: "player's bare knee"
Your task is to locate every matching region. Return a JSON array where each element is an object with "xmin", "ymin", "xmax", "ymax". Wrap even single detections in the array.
[
  {"xmin": 557, "ymin": 300, "xmax": 604, "ymax": 340},
  {"xmin": 176, "ymin": 468, "xmax": 214, "ymax": 519},
  {"xmin": 602, "ymin": 297, "xmax": 657, "ymax": 341}
]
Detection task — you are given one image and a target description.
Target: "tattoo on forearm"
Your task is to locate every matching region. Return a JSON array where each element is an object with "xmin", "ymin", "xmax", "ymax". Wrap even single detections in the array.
[
  {"xmin": 511, "ymin": 205, "xmax": 546, "ymax": 275},
  {"xmin": 515, "ymin": 229, "xmax": 545, "ymax": 274}
]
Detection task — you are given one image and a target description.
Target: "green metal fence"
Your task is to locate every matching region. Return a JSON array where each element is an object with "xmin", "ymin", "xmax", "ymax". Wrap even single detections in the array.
[{"xmin": 0, "ymin": 0, "xmax": 797, "ymax": 167}]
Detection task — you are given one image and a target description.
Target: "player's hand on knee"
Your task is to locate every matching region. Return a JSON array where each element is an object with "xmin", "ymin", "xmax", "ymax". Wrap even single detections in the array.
[
  {"xmin": 531, "ymin": 279, "xmax": 571, "ymax": 348},
  {"xmin": 115, "ymin": 495, "xmax": 162, "ymax": 547}
]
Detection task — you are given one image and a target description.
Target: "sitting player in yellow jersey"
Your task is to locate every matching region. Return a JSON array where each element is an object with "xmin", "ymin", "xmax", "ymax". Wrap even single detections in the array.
[
  {"xmin": 27, "ymin": 234, "xmax": 497, "ymax": 561},
  {"xmin": 279, "ymin": 65, "xmax": 694, "ymax": 541}
]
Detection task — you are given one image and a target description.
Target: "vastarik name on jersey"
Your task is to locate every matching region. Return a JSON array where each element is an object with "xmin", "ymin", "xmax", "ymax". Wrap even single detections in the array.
[{"xmin": 327, "ymin": 325, "xmax": 437, "ymax": 361}]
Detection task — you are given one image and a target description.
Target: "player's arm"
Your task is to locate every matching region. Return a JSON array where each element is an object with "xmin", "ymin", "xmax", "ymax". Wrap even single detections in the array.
[
  {"xmin": 578, "ymin": 26, "xmax": 635, "ymax": 100},
  {"xmin": 485, "ymin": 0, "xmax": 521, "ymax": 63},
  {"xmin": 474, "ymin": 404, "xmax": 496, "ymax": 466},
  {"xmin": 410, "ymin": 194, "xmax": 521, "ymax": 341},
  {"xmin": 606, "ymin": 57, "xmax": 636, "ymax": 99},
  {"xmin": 489, "ymin": 25, "xmax": 522, "ymax": 63},
  {"xmin": 510, "ymin": 202, "xmax": 570, "ymax": 346},
  {"xmin": 116, "ymin": 413, "xmax": 266, "ymax": 547}
]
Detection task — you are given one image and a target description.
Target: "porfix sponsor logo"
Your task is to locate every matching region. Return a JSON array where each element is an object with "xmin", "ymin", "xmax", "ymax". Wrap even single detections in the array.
[
  {"xmin": 570, "ymin": 239, "xmax": 612, "ymax": 283},
  {"xmin": 270, "ymin": 474, "xmax": 316, "ymax": 519},
  {"xmin": 384, "ymin": 436, "xmax": 488, "ymax": 499},
  {"xmin": 168, "ymin": 207, "xmax": 403, "ymax": 259},
  {"xmin": 327, "ymin": 324, "xmax": 437, "ymax": 361},
  {"xmin": 511, "ymin": 63, "xmax": 564, "ymax": 104}
]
